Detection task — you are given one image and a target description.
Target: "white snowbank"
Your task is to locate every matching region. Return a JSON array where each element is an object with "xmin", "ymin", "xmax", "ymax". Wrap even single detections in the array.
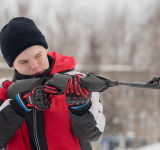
[{"xmin": 135, "ymin": 142, "xmax": 160, "ymax": 150}]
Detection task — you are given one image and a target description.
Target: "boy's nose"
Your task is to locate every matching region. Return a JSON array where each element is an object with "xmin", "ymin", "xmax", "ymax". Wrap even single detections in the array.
[{"xmin": 31, "ymin": 60, "xmax": 39, "ymax": 70}]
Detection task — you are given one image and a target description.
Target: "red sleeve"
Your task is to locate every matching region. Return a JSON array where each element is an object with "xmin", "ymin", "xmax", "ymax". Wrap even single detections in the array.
[
  {"xmin": 2, "ymin": 80, "xmax": 12, "ymax": 89},
  {"xmin": 0, "ymin": 80, "xmax": 12, "ymax": 102},
  {"xmin": 0, "ymin": 88, "xmax": 7, "ymax": 102}
]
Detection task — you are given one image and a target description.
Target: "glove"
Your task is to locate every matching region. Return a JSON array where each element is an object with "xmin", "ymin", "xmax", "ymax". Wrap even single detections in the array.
[
  {"xmin": 66, "ymin": 75, "xmax": 91, "ymax": 106},
  {"xmin": 10, "ymin": 77, "xmax": 60, "ymax": 116},
  {"xmin": 65, "ymin": 75, "xmax": 92, "ymax": 115}
]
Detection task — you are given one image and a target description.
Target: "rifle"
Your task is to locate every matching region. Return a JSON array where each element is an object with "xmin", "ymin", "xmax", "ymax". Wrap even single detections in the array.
[{"xmin": 7, "ymin": 73, "xmax": 160, "ymax": 99}]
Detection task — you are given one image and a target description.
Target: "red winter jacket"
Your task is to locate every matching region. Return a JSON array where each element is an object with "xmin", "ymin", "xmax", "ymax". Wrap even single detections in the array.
[{"xmin": 0, "ymin": 51, "xmax": 105, "ymax": 150}]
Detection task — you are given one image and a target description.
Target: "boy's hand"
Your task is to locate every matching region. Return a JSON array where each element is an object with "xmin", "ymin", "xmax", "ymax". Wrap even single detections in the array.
[
  {"xmin": 10, "ymin": 77, "xmax": 61, "ymax": 115},
  {"xmin": 65, "ymin": 75, "xmax": 91, "ymax": 106},
  {"xmin": 20, "ymin": 84, "xmax": 60, "ymax": 111}
]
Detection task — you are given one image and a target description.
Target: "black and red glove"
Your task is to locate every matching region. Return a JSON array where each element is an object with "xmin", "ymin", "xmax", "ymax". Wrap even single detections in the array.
[
  {"xmin": 65, "ymin": 75, "xmax": 92, "ymax": 114},
  {"xmin": 10, "ymin": 77, "xmax": 60, "ymax": 116}
]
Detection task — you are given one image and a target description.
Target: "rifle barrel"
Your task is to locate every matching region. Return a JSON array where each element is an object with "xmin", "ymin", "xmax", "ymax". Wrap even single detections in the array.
[{"xmin": 117, "ymin": 81, "xmax": 160, "ymax": 89}]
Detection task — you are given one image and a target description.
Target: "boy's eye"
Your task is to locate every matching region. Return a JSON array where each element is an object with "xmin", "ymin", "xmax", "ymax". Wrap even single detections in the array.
[
  {"xmin": 36, "ymin": 54, "xmax": 41, "ymax": 58},
  {"xmin": 20, "ymin": 61, "xmax": 27, "ymax": 64}
]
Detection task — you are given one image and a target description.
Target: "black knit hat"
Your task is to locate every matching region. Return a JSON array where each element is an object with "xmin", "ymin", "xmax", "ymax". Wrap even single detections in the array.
[{"xmin": 0, "ymin": 17, "xmax": 48, "ymax": 67}]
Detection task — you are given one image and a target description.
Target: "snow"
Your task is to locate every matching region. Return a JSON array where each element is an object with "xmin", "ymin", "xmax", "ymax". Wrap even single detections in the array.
[{"xmin": 135, "ymin": 142, "xmax": 160, "ymax": 150}]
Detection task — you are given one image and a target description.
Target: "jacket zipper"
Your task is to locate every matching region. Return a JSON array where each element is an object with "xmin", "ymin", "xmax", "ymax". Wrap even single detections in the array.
[
  {"xmin": 33, "ymin": 109, "xmax": 41, "ymax": 150},
  {"xmin": 32, "ymin": 76, "xmax": 41, "ymax": 150}
]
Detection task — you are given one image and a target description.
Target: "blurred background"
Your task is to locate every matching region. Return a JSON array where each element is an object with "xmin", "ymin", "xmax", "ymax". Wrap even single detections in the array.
[{"xmin": 1, "ymin": 0, "xmax": 160, "ymax": 150}]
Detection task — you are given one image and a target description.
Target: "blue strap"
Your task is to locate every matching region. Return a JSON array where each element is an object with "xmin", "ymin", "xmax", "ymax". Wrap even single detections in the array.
[
  {"xmin": 16, "ymin": 94, "xmax": 31, "ymax": 112},
  {"xmin": 71, "ymin": 101, "xmax": 89, "ymax": 109}
]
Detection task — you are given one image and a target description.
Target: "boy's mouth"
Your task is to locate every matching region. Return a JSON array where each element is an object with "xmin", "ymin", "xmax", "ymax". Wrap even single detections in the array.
[{"xmin": 34, "ymin": 71, "xmax": 43, "ymax": 75}]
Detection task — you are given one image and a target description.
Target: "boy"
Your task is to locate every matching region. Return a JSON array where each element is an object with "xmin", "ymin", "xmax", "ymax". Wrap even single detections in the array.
[{"xmin": 0, "ymin": 17, "xmax": 105, "ymax": 150}]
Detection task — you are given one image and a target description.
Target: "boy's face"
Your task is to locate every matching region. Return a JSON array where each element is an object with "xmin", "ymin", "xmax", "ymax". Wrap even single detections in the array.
[{"xmin": 12, "ymin": 45, "xmax": 49, "ymax": 76}]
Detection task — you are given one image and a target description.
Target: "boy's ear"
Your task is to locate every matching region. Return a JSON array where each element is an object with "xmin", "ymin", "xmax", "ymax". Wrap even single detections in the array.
[{"xmin": 12, "ymin": 65, "xmax": 15, "ymax": 69}]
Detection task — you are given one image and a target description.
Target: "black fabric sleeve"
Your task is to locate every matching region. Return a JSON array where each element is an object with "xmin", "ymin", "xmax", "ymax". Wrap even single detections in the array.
[
  {"xmin": 0, "ymin": 103, "xmax": 26, "ymax": 149},
  {"xmin": 0, "ymin": 99, "xmax": 3, "ymax": 106},
  {"xmin": 79, "ymin": 141, "xmax": 92, "ymax": 150},
  {"xmin": 10, "ymin": 96, "xmax": 29, "ymax": 117},
  {"xmin": 69, "ymin": 110, "xmax": 102, "ymax": 142},
  {"xmin": 68, "ymin": 101, "xmax": 92, "ymax": 115}
]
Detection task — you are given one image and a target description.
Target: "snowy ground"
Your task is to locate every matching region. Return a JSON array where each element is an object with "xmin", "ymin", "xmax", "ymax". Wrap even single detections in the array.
[{"xmin": 135, "ymin": 142, "xmax": 160, "ymax": 150}]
